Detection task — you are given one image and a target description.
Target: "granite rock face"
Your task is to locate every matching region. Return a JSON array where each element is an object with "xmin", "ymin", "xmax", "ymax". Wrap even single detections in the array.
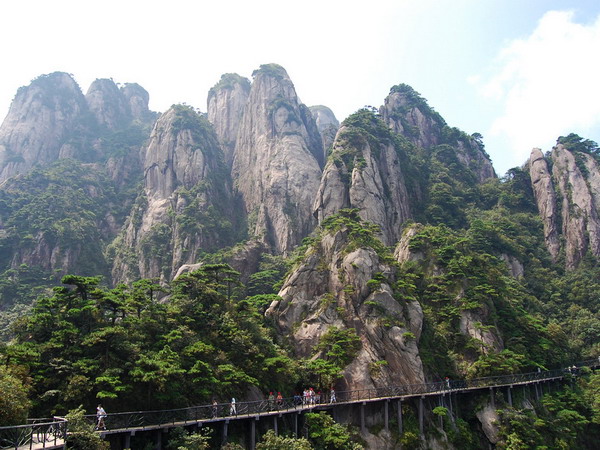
[
  {"xmin": 0, "ymin": 72, "xmax": 87, "ymax": 183},
  {"xmin": 85, "ymin": 78, "xmax": 132, "ymax": 130},
  {"xmin": 231, "ymin": 64, "xmax": 322, "ymax": 254},
  {"xmin": 309, "ymin": 105, "xmax": 339, "ymax": 162},
  {"xmin": 395, "ymin": 223, "xmax": 505, "ymax": 362},
  {"xmin": 112, "ymin": 105, "xmax": 235, "ymax": 283},
  {"xmin": 380, "ymin": 85, "xmax": 495, "ymax": 183},
  {"xmin": 313, "ymin": 118, "xmax": 412, "ymax": 246},
  {"xmin": 529, "ymin": 148, "xmax": 560, "ymax": 261},
  {"xmin": 552, "ymin": 144, "xmax": 600, "ymax": 269},
  {"xmin": 266, "ymin": 221, "xmax": 425, "ymax": 391},
  {"xmin": 528, "ymin": 143, "xmax": 600, "ymax": 269},
  {"xmin": 207, "ymin": 73, "xmax": 251, "ymax": 167}
]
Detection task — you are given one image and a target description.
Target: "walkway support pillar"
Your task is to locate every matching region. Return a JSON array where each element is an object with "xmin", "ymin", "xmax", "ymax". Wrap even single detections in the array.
[
  {"xmin": 154, "ymin": 430, "xmax": 162, "ymax": 450},
  {"xmin": 397, "ymin": 400, "xmax": 403, "ymax": 435},
  {"xmin": 222, "ymin": 419, "xmax": 229, "ymax": 445},
  {"xmin": 294, "ymin": 412, "xmax": 299, "ymax": 437},
  {"xmin": 419, "ymin": 397, "xmax": 424, "ymax": 436},
  {"xmin": 384, "ymin": 400, "xmax": 389, "ymax": 432},
  {"xmin": 124, "ymin": 432, "xmax": 131, "ymax": 449},
  {"xmin": 250, "ymin": 417, "xmax": 257, "ymax": 450},
  {"xmin": 489, "ymin": 387, "xmax": 495, "ymax": 409},
  {"xmin": 507, "ymin": 386, "xmax": 513, "ymax": 407},
  {"xmin": 274, "ymin": 415, "xmax": 278, "ymax": 435},
  {"xmin": 360, "ymin": 402, "xmax": 366, "ymax": 434}
]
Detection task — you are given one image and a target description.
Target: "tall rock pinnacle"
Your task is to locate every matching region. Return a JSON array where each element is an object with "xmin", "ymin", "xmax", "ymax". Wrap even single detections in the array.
[
  {"xmin": 112, "ymin": 104, "xmax": 235, "ymax": 282},
  {"xmin": 207, "ymin": 73, "xmax": 251, "ymax": 168},
  {"xmin": 231, "ymin": 64, "xmax": 323, "ymax": 254},
  {"xmin": 313, "ymin": 109, "xmax": 412, "ymax": 246},
  {"xmin": 528, "ymin": 148, "xmax": 560, "ymax": 261},
  {"xmin": 0, "ymin": 72, "xmax": 87, "ymax": 183}
]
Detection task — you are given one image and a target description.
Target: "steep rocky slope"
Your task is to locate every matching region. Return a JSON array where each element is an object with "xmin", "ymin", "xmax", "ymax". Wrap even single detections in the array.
[
  {"xmin": 529, "ymin": 138, "xmax": 600, "ymax": 269},
  {"xmin": 313, "ymin": 109, "xmax": 412, "ymax": 246},
  {"xmin": 207, "ymin": 73, "xmax": 251, "ymax": 167},
  {"xmin": 266, "ymin": 211, "xmax": 425, "ymax": 390},
  {"xmin": 111, "ymin": 105, "xmax": 237, "ymax": 283},
  {"xmin": 309, "ymin": 105, "xmax": 339, "ymax": 159},
  {"xmin": 528, "ymin": 148, "xmax": 560, "ymax": 261},
  {"xmin": 381, "ymin": 84, "xmax": 495, "ymax": 183},
  {"xmin": 231, "ymin": 64, "xmax": 323, "ymax": 254},
  {"xmin": 0, "ymin": 73, "xmax": 87, "ymax": 183}
]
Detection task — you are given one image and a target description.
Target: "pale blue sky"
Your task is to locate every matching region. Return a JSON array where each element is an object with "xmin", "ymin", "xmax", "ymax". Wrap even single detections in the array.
[{"xmin": 1, "ymin": 0, "xmax": 599, "ymax": 175}]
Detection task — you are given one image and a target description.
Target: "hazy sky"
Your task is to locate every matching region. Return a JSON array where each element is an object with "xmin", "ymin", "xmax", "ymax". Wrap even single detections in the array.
[{"xmin": 1, "ymin": 0, "xmax": 599, "ymax": 175}]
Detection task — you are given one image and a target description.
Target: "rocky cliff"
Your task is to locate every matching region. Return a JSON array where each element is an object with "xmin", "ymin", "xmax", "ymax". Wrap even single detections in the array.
[
  {"xmin": 0, "ymin": 72, "xmax": 87, "ymax": 183},
  {"xmin": 313, "ymin": 109, "xmax": 412, "ymax": 246},
  {"xmin": 309, "ymin": 105, "xmax": 339, "ymax": 159},
  {"xmin": 111, "ymin": 104, "xmax": 236, "ymax": 283},
  {"xmin": 380, "ymin": 84, "xmax": 495, "ymax": 183},
  {"xmin": 231, "ymin": 64, "xmax": 323, "ymax": 254},
  {"xmin": 266, "ymin": 211, "xmax": 425, "ymax": 391},
  {"xmin": 528, "ymin": 147, "xmax": 560, "ymax": 261},
  {"xmin": 207, "ymin": 73, "xmax": 251, "ymax": 167},
  {"xmin": 529, "ymin": 139, "xmax": 600, "ymax": 269}
]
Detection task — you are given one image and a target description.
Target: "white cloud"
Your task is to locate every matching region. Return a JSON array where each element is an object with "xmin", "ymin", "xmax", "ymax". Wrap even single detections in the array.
[{"xmin": 474, "ymin": 10, "xmax": 600, "ymax": 163}]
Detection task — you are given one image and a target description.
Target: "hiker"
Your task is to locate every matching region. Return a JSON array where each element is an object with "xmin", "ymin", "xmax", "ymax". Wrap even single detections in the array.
[
  {"xmin": 230, "ymin": 398, "xmax": 237, "ymax": 415},
  {"xmin": 212, "ymin": 399, "xmax": 218, "ymax": 417},
  {"xmin": 330, "ymin": 388, "xmax": 336, "ymax": 403},
  {"xmin": 268, "ymin": 391, "xmax": 275, "ymax": 409},
  {"xmin": 96, "ymin": 404, "xmax": 107, "ymax": 430}
]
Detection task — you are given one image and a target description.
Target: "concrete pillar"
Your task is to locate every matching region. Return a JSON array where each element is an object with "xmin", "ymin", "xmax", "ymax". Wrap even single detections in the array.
[
  {"xmin": 274, "ymin": 415, "xmax": 278, "ymax": 435},
  {"xmin": 507, "ymin": 386, "xmax": 513, "ymax": 407},
  {"xmin": 419, "ymin": 397, "xmax": 424, "ymax": 436},
  {"xmin": 384, "ymin": 400, "xmax": 389, "ymax": 432},
  {"xmin": 489, "ymin": 387, "xmax": 495, "ymax": 409},
  {"xmin": 123, "ymin": 432, "xmax": 131, "ymax": 449},
  {"xmin": 360, "ymin": 402, "xmax": 366, "ymax": 434},
  {"xmin": 250, "ymin": 418, "xmax": 256, "ymax": 450},
  {"xmin": 223, "ymin": 419, "xmax": 229, "ymax": 445},
  {"xmin": 397, "ymin": 400, "xmax": 403, "ymax": 435},
  {"xmin": 154, "ymin": 430, "xmax": 162, "ymax": 450},
  {"xmin": 294, "ymin": 413, "xmax": 298, "ymax": 437}
]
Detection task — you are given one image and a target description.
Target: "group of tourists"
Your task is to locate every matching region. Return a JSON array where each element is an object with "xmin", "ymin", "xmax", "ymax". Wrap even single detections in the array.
[{"xmin": 291, "ymin": 387, "xmax": 336, "ymax": 405}]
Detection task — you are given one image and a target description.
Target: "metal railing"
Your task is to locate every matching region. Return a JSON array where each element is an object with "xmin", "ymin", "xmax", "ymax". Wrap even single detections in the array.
[
  {"xmin": 0, "ymin": 417, "xmax": 66, "ymax": 450},
  {"xmin": 82, "ymin": 359, "xmax": 598, "ymax": 432},
  {"xmin": 2, "ymin": 358, "xmax": 597, "ymax": 445}
]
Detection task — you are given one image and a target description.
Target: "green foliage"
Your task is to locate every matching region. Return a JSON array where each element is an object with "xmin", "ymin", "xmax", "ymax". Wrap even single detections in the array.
[
  {"xmin": 65, "ymin": 406, "xmax": 110, "ymax": 450},
  {"xmin": 252, "ymin": 63, "xmax": 288, "ymax": 80},
  {"xmin": 403, "ymin": 220, "xmax": 572, "ymax": 378},
  {"xmin": 315, "ymin": 326, "xmax": 361, "ymax": 368},
  {"xmin": 256, "ymin": 430, "xmax": 313, "ymax": 450},
  {"xmin": 0, "ymin": 159, "xmax": 121, "ymax": 277},
  {"xmin": 208, "ymin": 73, "xmax": 251, "ymax": 98},
  {"xmin": 305, "ymin": 412, "xmax": 360, "ymax": 450},
  {"xmin": 0, "ymin": 365, "xmax": 31, "ymax": 425},
  {"xmin": 165, "ymin": 426, "xmax": 212, "ymax": 450},
  {"xmin": 320, "ymin": 209, "xmax": 395, "ymax": 264},
  {"xmin": 497, "ymin": 379, "xmax": 600, "ymax": 449},
  {"xmin": 3, "ymin": 266, "xmax": 295, "ymax": 416},
  {"xmin": 557, "ymin": 133, "xmax": 599, "ymax": 155},
  {"xmin": 388, "ymin": 84, "xmax": 446, "ymax": 128}
]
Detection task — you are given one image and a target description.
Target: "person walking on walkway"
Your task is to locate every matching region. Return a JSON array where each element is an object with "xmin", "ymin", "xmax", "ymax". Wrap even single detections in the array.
[
  {"xmin": 230, "ymin": 398, "xmax": 237, "ymax": 415},
  {"xmin": 96, "ymin": 405, "xmax": 107, "ymax": 430},
  {"xmin": 330, "ymin": 388, "xmax": 336, "ymax": 403}
]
